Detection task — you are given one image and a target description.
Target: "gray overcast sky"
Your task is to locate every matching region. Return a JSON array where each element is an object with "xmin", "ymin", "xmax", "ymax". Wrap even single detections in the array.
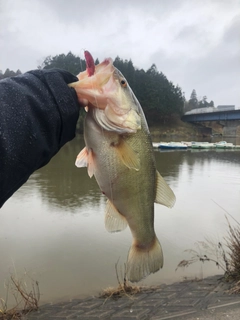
[{"xmin": 1, "ymin": 0, "xmax": 240, "ymax": 106}]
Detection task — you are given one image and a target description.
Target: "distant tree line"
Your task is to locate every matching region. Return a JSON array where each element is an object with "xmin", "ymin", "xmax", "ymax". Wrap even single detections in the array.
[
  {"xmin": 1, "ymin": 51, "xmax": 185, "ymax": 128},
  {"xmin": 39, "ymin": 52, "xmax": 184, "ymax": 126},
  {"xmin": 0, "ymin": 68, "xmax": 22, "ymax": 79},
  {"xmin": 184, "ymin": 89, "xmax": 214, "ymax": 113}
]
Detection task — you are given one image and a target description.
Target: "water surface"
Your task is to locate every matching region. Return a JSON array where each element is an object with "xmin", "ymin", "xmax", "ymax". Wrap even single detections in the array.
[{"xmin": 1, "ymin": 136, "xmax": 240, "ymax": 305}]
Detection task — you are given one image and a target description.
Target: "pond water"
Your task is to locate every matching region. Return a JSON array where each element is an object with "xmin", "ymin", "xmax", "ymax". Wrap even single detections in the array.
[{"xmin": 1, "ymin": 135, "xmax": 240, "ymax": 306}]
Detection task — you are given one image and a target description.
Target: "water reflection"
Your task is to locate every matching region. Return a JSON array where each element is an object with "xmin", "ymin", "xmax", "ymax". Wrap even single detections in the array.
[
  {"xmin": 17, "ymin": 136, "xmax": 240, "ymax": 212},
  {"xmin": 16, "ymin": 136, "xmax": 102, "ymax": 212},
  {"xmin": 155, "ymin": 148, "xmax": 240, "ymax": 191}
]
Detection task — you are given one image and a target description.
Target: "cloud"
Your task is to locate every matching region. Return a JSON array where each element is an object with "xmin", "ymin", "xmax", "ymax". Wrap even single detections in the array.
[
  {"xmin": 1, "ymin": 0, "xmax": 239, "ymax": 107},
  {"xmin": 149, "ymin": 8, "xmax": 240, "ymax": 105}
]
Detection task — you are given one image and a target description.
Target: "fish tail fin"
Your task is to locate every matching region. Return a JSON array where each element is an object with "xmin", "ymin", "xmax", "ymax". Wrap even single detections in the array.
[{"xmin": 126, "ymin": 236, "xmax": 163, "ymax": 283}]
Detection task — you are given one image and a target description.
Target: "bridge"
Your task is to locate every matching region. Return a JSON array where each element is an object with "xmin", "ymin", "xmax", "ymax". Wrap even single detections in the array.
[
  {"xmin": 181, "ymin": 109, "xmax": 240, "ymax": 137},
  {"xmin": 182, "ymin": 109, "xmax": 240, "ymax": 122}
]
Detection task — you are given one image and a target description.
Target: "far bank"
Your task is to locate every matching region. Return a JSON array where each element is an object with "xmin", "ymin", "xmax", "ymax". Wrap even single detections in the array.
[
  {"xmin": 77, "ymin": 114, "xmax": 240, "ymax": 140},
  {"xmin": 149, "ymin": 116, "xmax": 223, "ymax": 140}
]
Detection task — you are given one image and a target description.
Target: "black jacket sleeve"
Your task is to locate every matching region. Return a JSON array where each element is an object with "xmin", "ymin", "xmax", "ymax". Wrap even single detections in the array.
[{"xmin": 0, "ymin": 68, "xmax": 80, "ymax": 207}]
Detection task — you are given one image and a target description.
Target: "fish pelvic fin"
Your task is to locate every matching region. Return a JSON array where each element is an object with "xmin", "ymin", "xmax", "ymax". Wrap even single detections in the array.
[
  {"xmin": 155, "ymin": 170, "xmax": 176, "ymax": 208},
  {"xmin": 127, "ymin": 236, "xmax": 163, "ymax": 283},
  {"xmin": 114, "ymin": 139, "xmax": 140, "ymax": 171},
  {"xmin": 105, "ymin": 200, "xmax": 128, "ymax": 232},
  {"xmin": 75, "ymin": 147, "xmax": 95, "ymax": 178}
]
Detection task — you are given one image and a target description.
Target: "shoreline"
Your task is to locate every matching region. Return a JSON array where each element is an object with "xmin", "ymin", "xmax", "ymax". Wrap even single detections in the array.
[{"xmin": 25, "ymin": 274, "xmax": 240, "ymax": 320}]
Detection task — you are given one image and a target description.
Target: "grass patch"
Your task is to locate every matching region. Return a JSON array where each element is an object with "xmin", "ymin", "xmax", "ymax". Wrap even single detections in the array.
[
  {"xmin": 100, "ymin": 262, "xmax": 142, "ymax": 302},
  {"xmin": 176, "ymin": 238, "xmax": 230, "ymax": 275},
  {"xmin": 176, "ymin": 208, "xmax": 240, "ymax": 294},
  {"xmin": 0, "ymin": 271, "xmax": 40, "ymax": 319}
]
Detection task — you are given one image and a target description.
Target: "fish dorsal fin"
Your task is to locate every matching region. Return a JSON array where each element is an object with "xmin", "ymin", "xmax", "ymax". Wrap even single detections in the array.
[
  {"xmin": 105, "ymin": 200, "xmax": 128, "ymax": 232},
  {"xmin": 115, "ymin": 139, "xmax": 140, "ymax": 171},
  {"xmin": 75, "ymin": 147, "xmax": 95, "ymax": 178},
  {"xmin": 155, "ymin": 170, "xmax": 176, "ymax": 208}
]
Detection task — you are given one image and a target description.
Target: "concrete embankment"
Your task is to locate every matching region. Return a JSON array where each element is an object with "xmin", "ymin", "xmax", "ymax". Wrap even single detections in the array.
[{"xmin": 26, "ymin": 275, "xmax": 240, "ymax": 320}]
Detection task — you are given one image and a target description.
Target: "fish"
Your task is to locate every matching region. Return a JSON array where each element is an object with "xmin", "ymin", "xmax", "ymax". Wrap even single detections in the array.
[
  {"xmin": 75, "ymin": 58, "xmax": 176, "ymax": 282},
  {"xmin": 69, "ymin": 52, "xmax": 141, "ymax": 134}
]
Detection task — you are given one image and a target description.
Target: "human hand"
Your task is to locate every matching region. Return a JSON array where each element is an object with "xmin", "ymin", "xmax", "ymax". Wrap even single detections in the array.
[{"xmin": 44, "ymin": 68, "xmax": 88, "ymax": 108}]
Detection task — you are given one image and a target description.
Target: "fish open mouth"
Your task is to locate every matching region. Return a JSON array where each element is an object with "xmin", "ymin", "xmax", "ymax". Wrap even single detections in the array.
[{"xmin": 69, "ymin": 53, "xmax": 142, "ymax": 133}]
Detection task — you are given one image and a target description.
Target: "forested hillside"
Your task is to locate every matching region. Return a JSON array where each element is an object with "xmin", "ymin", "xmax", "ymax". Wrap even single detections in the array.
[
  {"xmin": 1, "ymin": 51, "xmax": 215, "ymax": 130},
  {"xmin": 40, "ymin": 52, "xmax": 184, "ymax": 127},
  {"xmin": 3, "ymin": 52, "xmax": 213, "ymax": 135}
]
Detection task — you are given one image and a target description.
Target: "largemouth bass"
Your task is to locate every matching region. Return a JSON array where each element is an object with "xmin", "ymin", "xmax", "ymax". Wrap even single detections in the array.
[{"xmin": 75, "ymin": 64, "xmax": 176, "ymax": 282}]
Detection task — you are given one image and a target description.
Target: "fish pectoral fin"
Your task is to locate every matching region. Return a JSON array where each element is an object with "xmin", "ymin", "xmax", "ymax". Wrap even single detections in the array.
[
  {"xmin": 75, "ymin": 147, "xmax": 88, "ymax": 168},
  {"xmin": 105, "ymin": 200, "xmax": 128, "ymax": 232},
  {"xmin": 127, "ymin": 236, "xmax": 163, "ymax": 283},
  {"xmin": 114, "ymin": 139, "xmax": 140, "ymax": 171},
  {"xmin": 155, "ymin": 170, "xmax": 176, "ymax": 208},
  {"xmin": 75, "ymin": 147, "xmax": 95, "ymax": 178}
]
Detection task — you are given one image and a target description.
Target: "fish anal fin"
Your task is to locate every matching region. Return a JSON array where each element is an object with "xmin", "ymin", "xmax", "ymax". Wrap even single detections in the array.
[
  {"xmin": 127, "ymin": 236, "xmax": 163, "ymax": 283},
  {"xmin": 155, "ymin": 171, "xmax": 176, "ymax": 208},
  {"xmin": 105, "ymin": 200, "xmax": 128, "ymax": 232},
  {"xmin": 75, "ymin": 147, "xmax": 95, "ymax": 178},
  {"xmin": 114, "ymin": 139, "xmax": 140, "ymax": 171}
]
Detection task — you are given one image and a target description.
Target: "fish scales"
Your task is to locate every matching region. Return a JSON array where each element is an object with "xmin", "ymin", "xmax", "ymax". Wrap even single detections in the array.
[
  {"xmin": 85, "ymin": 110, "xmax": 156, "ymax": 246},
  {"xmin": 73, "ymin": 55, "xmax": 176, "ymax": 282}
]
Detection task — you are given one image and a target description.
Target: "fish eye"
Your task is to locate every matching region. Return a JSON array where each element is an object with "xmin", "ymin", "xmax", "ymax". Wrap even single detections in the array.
[{"xmin": 120, "ymin": 79, "xmax": 127, "ymax": 88}]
